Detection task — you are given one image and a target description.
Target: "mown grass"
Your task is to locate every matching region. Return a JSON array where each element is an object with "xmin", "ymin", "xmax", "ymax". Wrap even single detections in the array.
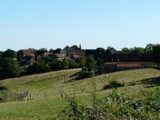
[{"xmin": 0, "ymin": 68, "xmax": 160, "ymax": 119}]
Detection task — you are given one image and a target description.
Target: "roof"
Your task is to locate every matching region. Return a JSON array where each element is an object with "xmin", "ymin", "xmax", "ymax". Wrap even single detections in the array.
[
  {"xmin": 43, "ymin": 52, "xmax": 52, "ymax": 57},
  {"xmin": 63, "ymin": 46, "xmax": 70, "ymax": 51},
  {"xmin": 54, "ymin": 53, "xmax": 65, "ymax": 58},
  {"xmin": 18, "ymin": 49, "xmax": 35, "ymax": 57},
  {"xmin": 71, "ymin": 55, "xmax": 81, "ymax": 59},
  {"xmin": 117, "ymin": 63, "xmax": 141, "ymax": 68},
  {"xmin": 104, "ymin": 62, "xmax": 118, "ymax": 65},
  {"xmin": 107, "ymin": 47, "xmax": 117, "ymax": 54},
  {"xmin": 104, "ymin": 62, "xmax": 153, "ymax": 68}
]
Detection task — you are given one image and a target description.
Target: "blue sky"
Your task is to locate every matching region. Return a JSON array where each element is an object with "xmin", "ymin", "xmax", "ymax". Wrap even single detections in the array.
[{"xmin": 0, "ymin": 0, "xmax": 160, "ymax": 51}]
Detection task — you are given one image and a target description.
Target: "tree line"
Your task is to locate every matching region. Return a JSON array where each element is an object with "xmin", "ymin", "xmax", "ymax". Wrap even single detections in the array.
[
  {"xmin": 0, "ymin": 49, "xmax": 96, "ymax": 80},
  {"xmin": 0, "ymin": 43, "xmax": 160, "ymax": 80}
]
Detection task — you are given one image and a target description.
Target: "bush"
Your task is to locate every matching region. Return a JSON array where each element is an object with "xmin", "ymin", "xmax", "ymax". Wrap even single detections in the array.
[
  {"xmin": 103, "ymin": 80, "xmax": 124, "ymax": 90},
  {"xmin": 69, "ymin": 62, "xmax": 79, "ymax": 69},
  {"xmin": 56, "ymin": 90, "xmax": 158, "ymax": 120},
  {"xmin": 26, "ymin": 60, "xmax": 51, "ymax": 75},
  {"xmin": 0, "ymin": 58, "xmax": 20, "ymax": 80},
  {"xmin": 76, "ymin": 70, "xmax": 95, "ymax": 80},
  {"xmin": 0, "ymin": 86, "xmax": 8, "ymax": 91},
  {"xmin": 142, "ymin": 88, "xmax": 160, "ymax": 112}
]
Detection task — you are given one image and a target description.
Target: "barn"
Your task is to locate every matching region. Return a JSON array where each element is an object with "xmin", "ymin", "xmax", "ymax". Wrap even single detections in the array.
[{"xmin": 101, "ymin": 62, "xmax": 153, "ymax": 73}]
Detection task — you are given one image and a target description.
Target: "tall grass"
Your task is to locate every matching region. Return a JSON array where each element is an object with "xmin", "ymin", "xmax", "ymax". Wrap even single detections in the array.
[{"xmin": 56, "ymin": 88, "xmax": 160, "ymax": 120}]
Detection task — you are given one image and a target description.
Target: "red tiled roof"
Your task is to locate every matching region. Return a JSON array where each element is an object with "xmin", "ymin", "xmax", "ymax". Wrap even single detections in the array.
[
  {"xmin": 117, "ymin": 63, "xmax": 141, "ymax": 68},
  {"xmin": 104, "ymin": 62, "xmax": 153, "ymax": 64},
  {"xmin": 104, "ymin": 62, "xmax": 118, "ymax": 65},
  {"xmin": 104, "ymin": 62, "xmax": 153, "ymax": 68}
]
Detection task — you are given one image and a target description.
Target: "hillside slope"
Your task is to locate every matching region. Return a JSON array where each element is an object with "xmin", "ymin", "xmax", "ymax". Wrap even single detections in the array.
[{"xmin": 0, "ymin": 68, "xmax": 160, "ymax": 120}]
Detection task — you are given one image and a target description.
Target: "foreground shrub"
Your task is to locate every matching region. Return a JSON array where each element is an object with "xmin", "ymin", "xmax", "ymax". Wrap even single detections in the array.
[
  {"xmin": 0, "ymin": 86, "xmax": 8, "ymax": 91},
  {"xmin": 56, "ymin": 88, "xmax": 160, "ymax": 120},
  {"xmin": 142, "ymin": 88, "xmax": 160, "ymax": 112}
]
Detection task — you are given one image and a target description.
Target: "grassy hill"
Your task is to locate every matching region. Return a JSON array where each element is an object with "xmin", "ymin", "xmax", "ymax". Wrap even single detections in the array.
[{"xmin": 0, "ymin": 68, "xmax": 160, "ymax": 120}]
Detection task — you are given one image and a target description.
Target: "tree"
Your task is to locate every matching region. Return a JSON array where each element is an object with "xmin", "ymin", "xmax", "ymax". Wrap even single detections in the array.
[
  {"xmin": 145, "ymin": 44, "xmax": 155, "ymax": 54},
  {"xmin": 2, "ymin": 49, "xmax": 17, "ymax": 58},
  {"xmin": 43, "ymin": 56, "xmax": 61, "ymax": 70},
  {"xmin": 121, "ymin": 48, "xmax": 131, "ymax": 54},
  {"xmin": 61, "ymin": 60, "xmax": 69, "ymax": 69},
  {"xmin": 26, "ymin": 59, "xmax": 51, "ymax": 75},
  {"xmin": 36, "ymin": 48, "xmax": 48, "ymax": 56},
  {"xmin": 95, "ymin": 48, "xmax": 105, "ymax": 65},
  {"xmin": 152, "ymin": 44, "xmax": 160, "ymax": 62},
  {"xmin": 77, "ymin": 57, "xmax": 86, "ymax": 68},
  {"xmin": 132, "ymin": 47, "xmax": 145, "ymax": 55},
  {"xmin": 0, "ymin": 58, "xmax": 20, "ymax": 80},
  {"xmin": 69, "ymin": 61, "xmax": 79, "ymax": 68},
  {"xmin": 0, "ymin": 51, "xmax": 3, "ymax": 59},
  {"xmin": 49, "ymin": 49, "xmax": 54, "ymax": 53},
  {"xmin": 86, "ymin": 56, "xmax": 96, "ymax": 68},
  {"xmin": 71, "ymin": 45, "xmax": 79, "ymax": 49}
]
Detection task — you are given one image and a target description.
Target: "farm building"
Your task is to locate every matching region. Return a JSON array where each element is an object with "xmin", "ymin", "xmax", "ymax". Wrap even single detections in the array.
[
  {"xmin": 17, "ymin": 49, "xmax": 36, "ymax": 65},
  {"xmin": 101, "ymin": 62, "xmax": 153, "ymax": 73}
]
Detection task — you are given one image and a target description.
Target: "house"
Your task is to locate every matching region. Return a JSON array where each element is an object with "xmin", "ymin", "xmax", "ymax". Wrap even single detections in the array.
[
  {"xmin": 117, "ymin": 62, "xmax": 142, "ymax": 71},
  {"xmin": 63, "ymin": 45, "xmax": 85, "ymax": 57},
  {"xmin": 54, "ymin": 53, "xmax": 66, "ymax": 61},
  {"xmin": 36, "ymin": 51, "xmax": 52, "ymax": 60},
  {"xmin": 70, "ymin": 55, "xmax": 81, "ymax": 61},
  {"xmin": 85, "ymin": 47, "xmax": 118, "ymax": 62},
  {"xmin": 105, "ymin": 47, "xmax": 118, "ymax": 62},
  {"xmin": 101, "ymin": 62, "xmax": 117, "ymax": 72},
  {"xmin": 101, "ymin": 62, "xmax": 153, "ymax": 73},
  {"xmin": 17, "ymin": 49, "xmax": 36, "ymax": 65}
]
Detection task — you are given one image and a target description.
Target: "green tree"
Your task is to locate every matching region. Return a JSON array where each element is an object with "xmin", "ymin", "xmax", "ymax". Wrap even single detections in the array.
[
  {"xmin": 61, "ymin": 60, "xmax": 69, "ymax": 69},
  {"xmin": 86, "ymin": 56, "xmax": 96, "ymax": 68},
  {"xmin": 2, "ymin": 49, "xmax": 17, "ymax": 58},
  {"xmin": 0, "ymin": 51, "xmax": 3, "ymax": 59},
  {"xmin": 145, "ymin": 44, "xmax": 155, "ymax": 54},
  {"xmin": 26, "ymin": 59, "xmax": 51, "ymax": 75},
  {"xmin": 69, "ymin": 61, "xmax": 79, "ymax": 68},
  {"xmin": 121, "ymin": 48, "xmax": 131, "ymax": 54},
  {"xmin": 43, "ymin": 56, "xmax": 61, "ymax": 70},
  {"xmin": 0, "ymin": 58, "xmax": 20, "ymax": 80},
  {"xmin": 152, "ymin": 44, "xmax": 160, "ymax": 62},
  {"xmin": 77, "ymin": 57, "xmax": 86, "ymax": 68},
  {"xmin": 132, "ymin": 47, "xmax": 145, "ymax": 54}
]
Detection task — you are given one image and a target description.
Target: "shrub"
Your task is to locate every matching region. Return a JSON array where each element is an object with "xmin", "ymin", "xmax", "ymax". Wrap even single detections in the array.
[
  {"xmin": 0, "ymin": 58, "xmax": 20, "ymax": 80},
  {"xmin": 103, "ymin": 80, "xmax": 124, "ymax": 90},
  {"xmin": 142, "ymin": 88, "xmax": 160, "ymax": 112},
  {"xmin": 0, "ymin": 86, "xmax": 8, "ymax": 91},
  {"xmin": 76, "ymin": 71, "xmax": 95, "ymax": 80},
  {"xmin": 69, "ymin": 62, "xmax": 79, "ymax": 69},
  {"xmin": 26, "ymin": 62, "xmax": 51, "ymax": 75},
  {"xmin": 56, "ymin": 90, "xmax": 152, "ymax": 120}
]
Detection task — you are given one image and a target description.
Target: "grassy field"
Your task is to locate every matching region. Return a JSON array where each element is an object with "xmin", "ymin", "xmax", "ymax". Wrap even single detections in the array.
[{"xmin": 0, "ymin": 68, "xmax": 160, "ymax": 120}]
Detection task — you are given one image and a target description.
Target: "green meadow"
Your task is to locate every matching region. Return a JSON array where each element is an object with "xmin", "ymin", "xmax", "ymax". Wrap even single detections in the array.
[{"xmin": 0, "ymin": 68, "xmax": 160, "ymax": 120}]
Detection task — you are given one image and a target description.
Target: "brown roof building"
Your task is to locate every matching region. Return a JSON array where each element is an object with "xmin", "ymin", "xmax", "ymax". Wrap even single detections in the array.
[
  {"xmin": 101, "ymin": 62, "xmax": 153, "ymax": 73},
  {"xmin": 17, "ymin": 49, "xmax": 36, "ymax": 65}
]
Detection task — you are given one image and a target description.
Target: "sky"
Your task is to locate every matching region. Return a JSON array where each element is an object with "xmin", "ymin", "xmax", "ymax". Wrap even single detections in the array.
[{"xmin": 0, "ymin": 0, "xmax": 160, "ymax": 51}]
